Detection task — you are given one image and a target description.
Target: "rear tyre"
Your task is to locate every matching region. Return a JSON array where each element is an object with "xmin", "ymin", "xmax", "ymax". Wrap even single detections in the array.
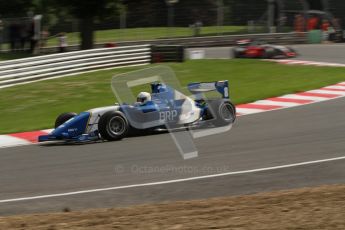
[
  {"xmin": 206, "ymin": 100, "xmax": 236, "ymax": 127},
  {"xmin": 98, "ymin": 111, "xmax": 129, "ymax": 141},
  {"xmin": 263, "ymin": 49, "xmax": 275, "ymax": 59},
  {"xmin": 55, "ymin": 112, "xmax": 77, "ymax": 128},
  {"xmin": 262, "ymin": 50, "xmax": 267, "ymax": 58}
]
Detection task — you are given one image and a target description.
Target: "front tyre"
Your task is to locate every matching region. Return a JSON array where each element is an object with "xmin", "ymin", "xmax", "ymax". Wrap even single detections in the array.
[
  {"xmin": 55, "ymin": 112, "xmax": 77, "ymax": 128},
  {"xmin": 98, "ymin": 111, "xmax": 129, "ymax": 141}
]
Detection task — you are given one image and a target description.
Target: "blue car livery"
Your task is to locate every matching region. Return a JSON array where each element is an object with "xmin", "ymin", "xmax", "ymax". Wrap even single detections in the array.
[{"xmin": 38, "ymin": 80, "xmax": 236, "ymax": 143}]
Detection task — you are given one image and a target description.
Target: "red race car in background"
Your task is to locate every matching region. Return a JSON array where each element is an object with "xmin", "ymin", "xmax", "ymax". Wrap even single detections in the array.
[{"xmin": 233, "ymin": 39, "xmax": 297, "ymax": 59}]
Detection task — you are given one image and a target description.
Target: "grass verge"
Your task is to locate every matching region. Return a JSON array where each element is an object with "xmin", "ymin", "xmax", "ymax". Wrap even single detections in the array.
[
  {"xmin": 1, "ymin": 59, "xmax": 345, "ymax": 134},
  {"xmin": 0, "ymin": 184, "xmax": 344, "ymax": 229},
  {"xmin": 0, "ymin": 52, "xmax": 33, "ymax": 61}
]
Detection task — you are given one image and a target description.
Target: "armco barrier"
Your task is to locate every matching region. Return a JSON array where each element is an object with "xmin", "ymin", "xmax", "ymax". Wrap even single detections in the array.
[
  {"xmin": 151, "ymin": 45, "xmax": 184, "ymax": 63},
  {"xmin": 0, "ymin": 44, "xmax": 151, "ymax": 89},
  {"xmin": 38, "ymin": 32, "xmax": 308, "ymax": 54},
  {"xmin": 116, "ymin": 32, "xmax": 308, "ymax": 48}
]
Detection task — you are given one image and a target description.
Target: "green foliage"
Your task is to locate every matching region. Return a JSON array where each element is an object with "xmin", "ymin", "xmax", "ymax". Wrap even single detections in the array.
[
  {"xmin": 125, "ymin": 0, "xmax": 218, "ymax": 27},
  {"xmin": 0, "ymin": 0, "xmax": 32, "ymax": 17},
  {"xmin": 54, "ymin": 0, "xmax": 118, "ymax": 19},
  {"xmin": 49, "ymin": 0, "xmax": 120, "ymax": 49}
]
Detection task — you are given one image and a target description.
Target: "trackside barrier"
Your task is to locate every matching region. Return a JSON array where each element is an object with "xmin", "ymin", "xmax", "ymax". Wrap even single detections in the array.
[
  {"xmin": 116, "ymin": 32, "xmax": 308, "ymax": 48},
  {"xmin": 151, "ymin": 45, "xmax": 185, "ymax": 63},
  {"xmin": 36, "ymin": 32, "xmax": 308, "ymax": 54},
  {"xmin": 0, "ymin": 45, "xmax": 151, "ymax": 88}
]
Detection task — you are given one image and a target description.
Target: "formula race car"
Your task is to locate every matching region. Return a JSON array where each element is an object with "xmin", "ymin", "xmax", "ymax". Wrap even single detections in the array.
[
  {"xmin": 38, "ymin": 80, "xmax": 236, "ymax": 143},
  {"xmin": 233, "ymin": 39, "xmax": 297, "ymax": 59}
]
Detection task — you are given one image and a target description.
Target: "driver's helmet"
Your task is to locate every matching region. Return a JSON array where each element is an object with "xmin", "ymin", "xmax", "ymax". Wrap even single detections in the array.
[{"xmin": 137, "ymin": 92, "xmax": 151, "ymax": 105}]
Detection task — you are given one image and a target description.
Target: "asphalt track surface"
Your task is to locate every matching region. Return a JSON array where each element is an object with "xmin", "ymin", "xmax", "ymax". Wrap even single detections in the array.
[
  {"xmin": 186, "ymin": 43, "xmax": 345, "ymax": 63},
  {"xmin": 1, "ymin": 95, "xmax": 345, "ymax": 215}
]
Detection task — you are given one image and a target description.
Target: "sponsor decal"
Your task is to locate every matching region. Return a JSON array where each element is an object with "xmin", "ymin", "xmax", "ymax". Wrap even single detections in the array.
[
  {"xmin": 68, "ymin": 128, "xmax": 78, "ymax": 132},
  {"xmin": 159, "ymin": 110, "xmax": 178, "ymax": 121}
]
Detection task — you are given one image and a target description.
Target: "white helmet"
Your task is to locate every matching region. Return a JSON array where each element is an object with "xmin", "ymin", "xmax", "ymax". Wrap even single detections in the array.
[{"xmin": 137, "ymin": 92, "xmax": 151, "ymax": 104}]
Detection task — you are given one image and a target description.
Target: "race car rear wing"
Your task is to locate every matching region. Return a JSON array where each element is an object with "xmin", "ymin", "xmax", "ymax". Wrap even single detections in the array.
[
  {"xmin": 150, "ymin": 80, "xmax": 230, "ymax": 99},
  {"xmin": 187, "ymin": 80, "xmax": 229, "ymax": 99}
]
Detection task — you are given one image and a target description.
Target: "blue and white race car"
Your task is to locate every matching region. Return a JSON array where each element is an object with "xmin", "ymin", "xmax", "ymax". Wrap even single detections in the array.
[{"xmin": 38, "ymin": 80, "xmax": 236, "ymax": 143}]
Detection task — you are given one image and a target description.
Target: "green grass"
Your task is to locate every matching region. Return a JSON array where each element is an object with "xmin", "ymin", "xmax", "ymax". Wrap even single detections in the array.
[
  {"xmin": 46, "ymin": 26, "xmax": 246, "ymax": 46},
  {"xmin": 0, "ymin": 52, "xmax": 34, "ymax": 61},
  {"xmin": 1, "ymin": 59, "xmax": 345, "ymax": 134}
]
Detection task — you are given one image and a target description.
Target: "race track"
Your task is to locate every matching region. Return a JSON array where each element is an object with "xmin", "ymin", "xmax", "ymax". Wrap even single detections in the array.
[
  {"xmin": 1, "ymin": 95, "xmax": 345, "ymax": 215},
  {"xmin": 186, "ymin": 43, "xmax": 345, "ymax": 63},
  {"xmin": 293, "ymin": 44, "xmax": 345, "ymax": 64}
]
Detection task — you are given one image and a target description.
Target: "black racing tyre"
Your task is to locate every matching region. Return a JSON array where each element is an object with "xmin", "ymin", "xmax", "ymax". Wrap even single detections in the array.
[
  {"xmin": 262, "ymin": 50, "xmax": 269, "ymax": 58},
  {"xmin": 263, "ymin": 48, "xmax": 275, "ymax": 59},
  {"xmin": 206, "ymin": 100, "xmax": 236, "ymax": 127},
  {"xmin": 55, "ymin": 112, "xmax": 77, "ymax": 128},
  {"xmin": 275, "ymin": 49, "xmax": 286, "ymax": 58},
  {"xmin": 98, "ymin": 111, "xmax": 129, "ymax": 141}
]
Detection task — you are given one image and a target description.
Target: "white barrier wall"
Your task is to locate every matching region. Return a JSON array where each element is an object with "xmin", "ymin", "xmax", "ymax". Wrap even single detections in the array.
[{"xmin": 0, "ymin": 44, "xmax": 151, "ymax": 89}]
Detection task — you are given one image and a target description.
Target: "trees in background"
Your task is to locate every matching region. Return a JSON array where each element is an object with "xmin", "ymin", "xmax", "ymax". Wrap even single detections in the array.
[
  {"xmin": 53, "ymin": 0, "xmax": 118, "ymax": 49},
  {"xmin": 0, "ymin": 0, "xmax": 32, "ymax": 18},
  {"xmin": 0, "ymin": 0, "xmax": 263, "ymax": 49},
  {"xmin": 124, "ymin": 0, "xmax": 217, "ymax": 27},
  {"xmin": 0, "ymin": 0, "xmax": 289, "ymax": 49}
]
